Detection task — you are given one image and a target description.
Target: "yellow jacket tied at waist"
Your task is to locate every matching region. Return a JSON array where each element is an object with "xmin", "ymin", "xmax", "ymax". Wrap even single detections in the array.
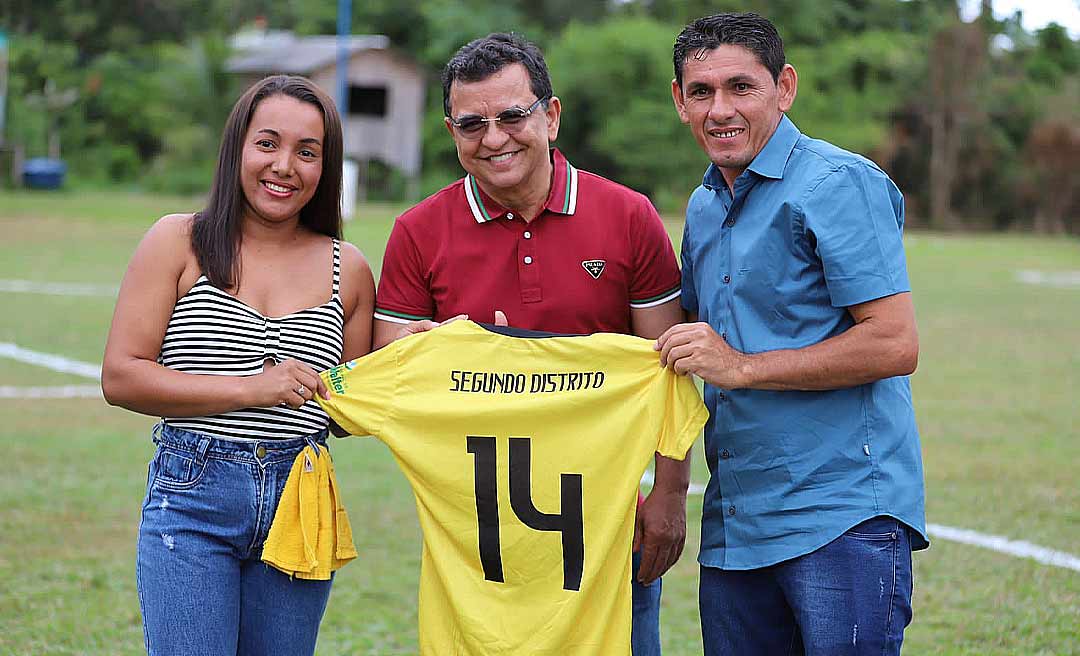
[{"xmin": 262, "ymin": 444, "xmax": 357, "ymax": 580}]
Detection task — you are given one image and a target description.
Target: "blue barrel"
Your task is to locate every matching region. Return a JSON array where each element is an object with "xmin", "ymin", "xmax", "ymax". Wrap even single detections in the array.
[{"xmin": 23, "ymin": 158, "xmax": 68, "ymax": 190}]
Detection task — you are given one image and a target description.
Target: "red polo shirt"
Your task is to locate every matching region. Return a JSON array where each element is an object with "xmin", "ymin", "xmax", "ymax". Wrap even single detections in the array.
[{"xmin": 375, "ymin": 149, "xmax": 681, "ymax": 334}]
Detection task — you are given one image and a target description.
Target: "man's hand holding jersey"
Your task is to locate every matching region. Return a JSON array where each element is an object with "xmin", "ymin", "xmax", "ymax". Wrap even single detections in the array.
[{"xmin": 395, "ymin": 310, "xmax": 508, "ymax": 341}]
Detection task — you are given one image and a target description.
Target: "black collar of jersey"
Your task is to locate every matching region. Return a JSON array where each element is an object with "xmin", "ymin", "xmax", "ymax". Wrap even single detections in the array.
[{"xmin": 476, "ymin": 322, "xmax": 584, "ymax": 339}]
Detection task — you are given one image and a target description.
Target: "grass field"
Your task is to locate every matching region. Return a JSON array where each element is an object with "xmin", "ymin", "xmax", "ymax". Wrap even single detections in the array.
[{"xmin": 1, "ymin": 189, "xmax": 1077, "ymax": 655}]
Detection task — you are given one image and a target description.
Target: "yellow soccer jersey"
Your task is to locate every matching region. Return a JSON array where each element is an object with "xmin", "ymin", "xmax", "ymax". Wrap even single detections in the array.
[{"xmin": 318, "ymin": 320, "xmax": 707, "ymax": 655}]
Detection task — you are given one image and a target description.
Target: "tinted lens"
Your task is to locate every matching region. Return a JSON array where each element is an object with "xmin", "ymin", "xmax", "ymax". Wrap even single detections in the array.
[
  {"xmin": 456, "ymin": 117, "xmax": 486, "ymax": 135},
  {"xmin": 495, "ymin": 108, "xmax": 529, "ymax": 127}
]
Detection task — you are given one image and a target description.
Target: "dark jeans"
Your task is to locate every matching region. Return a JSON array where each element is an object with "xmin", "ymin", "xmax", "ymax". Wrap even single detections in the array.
[
  {"xmin": 699, "ymin": 516, "xmax": 914, "ymax": 656},
  {"xmin": 632, "ymin": 549, "xmax": 663, "ymax": 655}
]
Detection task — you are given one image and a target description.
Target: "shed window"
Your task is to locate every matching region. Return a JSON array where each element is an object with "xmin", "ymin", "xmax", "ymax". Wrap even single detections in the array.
[{"xmin": 349, "ymin": 86, "xmax": 387, "ymax": 117}]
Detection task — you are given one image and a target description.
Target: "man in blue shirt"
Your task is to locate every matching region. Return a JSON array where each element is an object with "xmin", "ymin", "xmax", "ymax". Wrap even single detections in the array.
[{"xmin": 657, "ymin": 12, "xmax": 929, "ymax": 656}]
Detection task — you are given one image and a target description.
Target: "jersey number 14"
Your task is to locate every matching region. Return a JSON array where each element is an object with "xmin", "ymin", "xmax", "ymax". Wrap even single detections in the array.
[{"xmin": 467, "ymin": 436, "xmax": 584, "ymax": 591}]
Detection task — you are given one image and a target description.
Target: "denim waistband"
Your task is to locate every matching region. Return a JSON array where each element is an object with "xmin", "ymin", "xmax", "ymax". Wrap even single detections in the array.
[{"xmin": 154, "ymin": 422, "xmax": 328, "ymax": 465}]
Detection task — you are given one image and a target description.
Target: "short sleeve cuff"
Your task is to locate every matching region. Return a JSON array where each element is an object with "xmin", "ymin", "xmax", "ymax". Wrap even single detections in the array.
[
  {"xmin": 374, "ymin": 306, "xmax": 433, "ymax": 324},
  {"xmin": 630, "ymin": 284, "xmax": 681, "ymax": 309},
  {"xmin": 827, "ymin": 275, "xmax": 910, "ymax": 308}
]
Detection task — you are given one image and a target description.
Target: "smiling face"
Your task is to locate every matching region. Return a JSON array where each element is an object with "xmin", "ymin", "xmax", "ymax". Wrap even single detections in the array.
[
  {"xmin": 445, "ymin": 63, "xmax": 561, "ymax": 207},
  {"xmin": 239, "ymin": 94, "xmax": 325, "ymax": 226},
  {"xmin": 673, "ymin": 44, "xmax": 797, "ymax": 189}
]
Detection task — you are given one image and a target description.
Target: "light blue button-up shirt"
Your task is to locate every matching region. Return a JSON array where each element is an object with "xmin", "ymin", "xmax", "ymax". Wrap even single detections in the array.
[{"xmin": 681, "ymin": 115, "xmax": 928, "ymax": 570}]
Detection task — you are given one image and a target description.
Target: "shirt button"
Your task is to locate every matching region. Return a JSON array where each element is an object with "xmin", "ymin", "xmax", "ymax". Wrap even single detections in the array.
[
  {"xmin": 728, "ymin": 505, "xmax": 737, "ymax": 516},
  {"xmin": 721, "ymin": 332, "xmax": 728, "ymax": 340},
  {"xmin": 506, "ymin": 213, "xmax": 514, "ymax": 220},
  {"xmin": 720, "ymin": 449, "xmax": 731, "ymax": 459},
  {"xmin": 256, "ymin": 445, "xmax": 267, "ymax": 459},
  {"xmin": 523, "ymin": 256, "xmax": 533, "ymax": 265},
  {"xmin": 717, "ymin": 391, "xmax": 726, "ymax": 400},
  {"xmin": 723, "ymin": 274, "xmax": 731, "ymax": 284},
  {"xmin": 523, "ymin": 231, "xmax": 531, "ymax": 239},
  {"xmin": 725, "ymin": 218, "xmax": 735, "ymax": 227}
]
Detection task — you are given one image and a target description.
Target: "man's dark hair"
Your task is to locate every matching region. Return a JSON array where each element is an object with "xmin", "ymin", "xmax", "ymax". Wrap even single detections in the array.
[
  {"xmin": 673, "ymin": 13, "xmax": 786, "ymax": 88},
  {"xmin": 442, "ymin": 32, "xmax": 553, "ymax": 117}
]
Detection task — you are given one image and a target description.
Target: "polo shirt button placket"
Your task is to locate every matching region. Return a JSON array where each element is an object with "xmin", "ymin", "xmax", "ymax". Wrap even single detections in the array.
[{"xmin": 518, "ymin": 223, "xmax": 541, "ymax": 303}]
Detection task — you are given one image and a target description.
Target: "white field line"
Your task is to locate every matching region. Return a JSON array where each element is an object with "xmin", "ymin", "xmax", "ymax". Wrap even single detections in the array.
[
  {"xmin": 0, "ymin": 279, "xmax": 119, "ymax": 297},
  {"xmin": 0, "ymin": 385, "xmax": 101, "ymax": 399},
  {"xmin": 639, "ymin": 471, "xmax": 1080, "ymax": 572},
  {"xmin": 1016, "ymin": 270, "xmax": 1080, "ymax": 289},
  {"xmin": 0, "ymin": 342, "xmax": 102, "ymax": 380},
  {"xmin": 925, "ymin": 523, "xmax": 1080, "ymax": 572}
]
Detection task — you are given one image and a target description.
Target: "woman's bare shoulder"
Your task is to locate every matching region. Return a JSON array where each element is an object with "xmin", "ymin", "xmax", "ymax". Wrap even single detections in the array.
[
  {"xmin": 131, "ymin": 213, "xmax": 198, "ymax": 275},
  {"xmin": 338, "ymin": 239, "xmax": 373, "ymax": 280},
  {"xmin": 153, "ymin": 212, "xmax": 196, "ymax": 237}
]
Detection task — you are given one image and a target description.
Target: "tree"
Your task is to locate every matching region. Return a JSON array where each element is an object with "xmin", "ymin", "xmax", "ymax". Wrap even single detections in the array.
[
  {"xmin": 1025, "ymin": 118, "xmax": 1080, "ymax": 234},
  {"xmin": 926, "ymin": 3, "xmax": 991, "ymax": 229}
]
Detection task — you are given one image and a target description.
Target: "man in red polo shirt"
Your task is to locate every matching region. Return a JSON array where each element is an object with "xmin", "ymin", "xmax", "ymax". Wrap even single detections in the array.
[{"xmin": 373, "ymin": 33, "xmax": 688, "ymax": 655}]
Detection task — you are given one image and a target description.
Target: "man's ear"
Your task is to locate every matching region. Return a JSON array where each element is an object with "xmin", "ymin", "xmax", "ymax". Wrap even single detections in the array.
[
  {"xmin": 671, "ymin": 78, "xmax": 690, "ymax": 124},
  {"xmin": 777, "ymin": 64, "xmax": 798, "ymax": 113},
  {"xmin": 545, "ymin": 96, "xmax": 562, "ymax": 143}
]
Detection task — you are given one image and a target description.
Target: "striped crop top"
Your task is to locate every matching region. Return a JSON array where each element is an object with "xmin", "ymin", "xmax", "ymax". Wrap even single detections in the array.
[{"xmin": 158, "ymin": 239, "xmax": 345, "ymax": 439}]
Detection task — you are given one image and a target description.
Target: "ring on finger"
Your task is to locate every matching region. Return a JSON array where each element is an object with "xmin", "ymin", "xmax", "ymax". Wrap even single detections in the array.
[{"xmin": 296, "ymin": 385, "xmax": 307, "ymax": 396}]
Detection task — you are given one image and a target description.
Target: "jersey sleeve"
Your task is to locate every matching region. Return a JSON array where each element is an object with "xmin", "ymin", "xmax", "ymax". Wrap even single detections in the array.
[
  {"xmin": 317, "ymin": 341, "xmax": 400, "ymax": 437},
  {"xmin": 374, "ymin": 218, "xmax": 435, "ymax": 324},
  {"xmin": 628, "ymin": 197, "xmax": 682, "ymax": 310},
  {"xmin": 650, "ymin": 370, "xmax": 709, "ymax": 460},
  {"xmin": 799, "ymin": 163, "xmax": 911, "ymax": 308}
]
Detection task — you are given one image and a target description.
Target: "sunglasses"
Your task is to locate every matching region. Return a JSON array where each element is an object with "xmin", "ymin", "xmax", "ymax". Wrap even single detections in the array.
[{"xmin": 448, "ymin": 96, "xmax": 550, "ymax": 140}]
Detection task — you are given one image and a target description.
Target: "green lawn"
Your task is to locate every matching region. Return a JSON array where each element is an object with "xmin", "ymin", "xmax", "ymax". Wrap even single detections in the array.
[{"xmin": 0, "ymin": 190, "xmax": 1077, "ymax": 655}]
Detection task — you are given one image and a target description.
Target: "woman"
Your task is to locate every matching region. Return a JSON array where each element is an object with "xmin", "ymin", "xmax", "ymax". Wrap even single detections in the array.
[{"xmin": 102, "ymin": 75, "xmax": 374, "ymax": 655}]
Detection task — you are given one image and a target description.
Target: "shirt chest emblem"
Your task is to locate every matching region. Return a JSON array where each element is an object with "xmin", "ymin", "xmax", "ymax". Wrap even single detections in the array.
[{"xmin": 581, "ymin": 260, "xmax": 606, "ymax": 280}]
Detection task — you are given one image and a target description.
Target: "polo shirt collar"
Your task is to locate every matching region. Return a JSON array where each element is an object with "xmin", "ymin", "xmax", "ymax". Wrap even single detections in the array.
[
  {"xmin": 463, "ymin": 148, "xmax": 579, "ymax": 224},
  {"xmin": 700, "ymin": 114, "xmax": 801, "ymax": 190}
]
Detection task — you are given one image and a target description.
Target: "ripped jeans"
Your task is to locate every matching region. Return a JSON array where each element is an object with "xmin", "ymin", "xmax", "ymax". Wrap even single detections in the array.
[
  {"xmin": 699, "ymin": 516, "xmax": 914, "ymax": 656},
  {"xmin": 136, "ymin": 424, "xmax": 333, "ymax": 656}
]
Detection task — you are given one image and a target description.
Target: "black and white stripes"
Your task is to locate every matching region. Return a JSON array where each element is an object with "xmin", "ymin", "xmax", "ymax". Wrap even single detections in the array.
[{"xmin": 158, "ymin": 240, "xmax": 344, "ymax": 439}]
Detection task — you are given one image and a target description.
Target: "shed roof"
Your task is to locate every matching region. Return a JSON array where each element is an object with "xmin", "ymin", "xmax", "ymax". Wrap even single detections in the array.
[{"xmin": 227, "ymin": 34, "xmax": 393, "ymax": 74}]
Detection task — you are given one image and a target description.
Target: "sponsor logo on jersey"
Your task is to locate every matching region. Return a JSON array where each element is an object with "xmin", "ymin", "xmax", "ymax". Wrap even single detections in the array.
[
  {"xmin": 328, "ymin": 364, "xmax": 348, "ymax": 394},
  {"xmin": 581, "ymin": 259, "xmax": 606, "ymax": 279}
]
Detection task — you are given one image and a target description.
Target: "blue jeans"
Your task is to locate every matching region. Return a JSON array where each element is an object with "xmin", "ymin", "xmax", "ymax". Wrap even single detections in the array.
[
  {"xmin": 631, "ymin": 549, "xmax": 663, "ymax": 656},
  {"xmin": 699, "ymin": 516, "xmax": 914, "ymax": 656},
  {"xmin": 136, "ymin": 424, "xmax": 333, "ymax": 656}
]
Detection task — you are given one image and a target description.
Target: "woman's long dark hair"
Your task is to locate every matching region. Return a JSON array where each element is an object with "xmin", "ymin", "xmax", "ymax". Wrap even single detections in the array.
[{"xmin": 192, "ymin": 75, "xmax": 344, "ymax": 290}]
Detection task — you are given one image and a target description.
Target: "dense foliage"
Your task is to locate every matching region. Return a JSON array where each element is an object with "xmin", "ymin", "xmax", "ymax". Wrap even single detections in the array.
[{"xmin": 2, "ymin": 0, "xmax": 1077, "ymax": 231}]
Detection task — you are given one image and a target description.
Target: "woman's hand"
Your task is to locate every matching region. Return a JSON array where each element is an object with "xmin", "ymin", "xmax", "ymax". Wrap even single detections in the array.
[{"xmin": 245, "ymin": 358, "xmax": 329, "ymax": 409}]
